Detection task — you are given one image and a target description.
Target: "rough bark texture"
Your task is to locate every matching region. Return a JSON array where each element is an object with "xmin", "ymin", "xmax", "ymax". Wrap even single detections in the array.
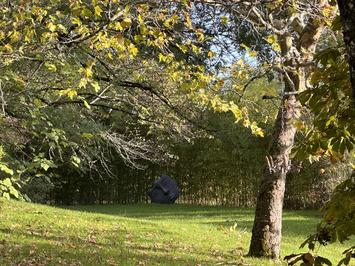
[
  {"xmin": 337, "ymin": 0, "xmax": 355, "ymax": 105},
  {"xmin": 248, "ymin": 80, "xmax": 301, "ymax": 259},
  {"xmin": 248, "ymin": 7, "xmax": 325, "ymax": 258}
]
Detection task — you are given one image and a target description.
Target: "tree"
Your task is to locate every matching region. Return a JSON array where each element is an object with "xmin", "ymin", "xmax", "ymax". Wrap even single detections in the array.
[
  {"xmin": 194, "ymin": 0, "xmax": 336, "ymax": 259},
  {"xmin": 282, "ymin": 1, "xmax": 355, "ymax": 263},
  {"xmin": 0, "ymin": 0, "xmax": 213, "ymax": 199}
]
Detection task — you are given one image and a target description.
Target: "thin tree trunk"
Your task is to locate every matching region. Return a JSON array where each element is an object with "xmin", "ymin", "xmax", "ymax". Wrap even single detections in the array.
[
  {"xmin": 337, "ymin": 0, "xmax": 355, "ymax": 105},
  {"xmin": 247, "ymin": 2, "xmax": 326, "ymax": 254},
  {"xmin": 248, "ymin": 31, "xmax": 303, "ymax": 259},
  {"xmin": 248, "ymin": 91, "xmax": 300, "ymax": 259}
]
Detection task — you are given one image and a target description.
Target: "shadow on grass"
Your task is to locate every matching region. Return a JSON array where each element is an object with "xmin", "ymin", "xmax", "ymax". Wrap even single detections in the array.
[
  {"xmin": 0, "ymin": 229, "xmax": 237, "ymax": 266},
  {"xmin": 64, "ymin": 204, "xmax": 255, "ymax": 219},
  {"xmin": 61, "ymin": 203, "xmax": 322, "ymax": 238},
  {"xmin": 64, "ymin": 203, "xmax": 321, "ymax": 218},
  {"xmin": 0, "ymin": 241, "xmax": 210, "ymax": 266},
  {"xmin": 201, "ymin": 219, "xmax": 319, "ymax": 238}
]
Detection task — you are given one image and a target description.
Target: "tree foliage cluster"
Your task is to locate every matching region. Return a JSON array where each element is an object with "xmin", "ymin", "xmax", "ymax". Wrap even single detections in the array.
[{"xmin": 0, "ymin": 0, "xmax": 212, "ymax": 199}]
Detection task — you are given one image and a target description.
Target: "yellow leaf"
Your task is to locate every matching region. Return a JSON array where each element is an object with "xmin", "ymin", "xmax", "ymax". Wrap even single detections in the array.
[
  {"xmin": 45, "ymin": 62, "xmax": 57, "ymax": 72},
  {"xmin": 72, "ymin": 17, "xmax": 82, "ymax": 26},
  {"xmin": 249, "ymin": 50, "xmax": 258, "ymax": 57},
  {"xmin": 114, "ymin": 22, "xmax": 123, "ymax": 31},
  {"xmin": 266, "ymin": 35, "xmax": 281, "ymax": 52},
  {"xmin": 10, "ymin": 30, "xmax": 21, "ymax": 42},
  {"xmin": 243, "ymin": 119, "xmax": 251, "ymax": 127},
  {"xmin": 83, "ymin": 100, "xmax": 91, "ymax": 110},
  {"xmin": 159, "ymin": 53, "xmax": 167, "ymax": 62},
  {"xmin": 84, "ymin": 67, "xmax": 92, "ymax": 78},
  {"xmin": 250, "ymin": 122, "xmax": 264, "ymax": 137},
  {"xmin": 0, "ymin": 165, "xmax": 13, "ymax": 175},
  {"xmin": 94, "ymin": 5, "xmax": 103, "ymax": 18},
  {"xmin": 183, "ymin": 11, "xmax": 193, "ymax": 29},
  {"xmin": 138, "ymin": 14, "xmax": 144, "ymax": 24},
  {"xmin": 230, "ymin": 102, "xmax": 242, "ymax": 121},
  {"xmin": 121, "ymin": 17, "xmax": 131, "ymax": 28},
  {"xmin": 163, "ymin": 18, "xmax": 173, "ymax": 29},
  {"xmin": 177, "ymin": 44, "xmax": 188, "ymax": 53},
  {"xmin": 91, "ymin": 81, "xmax": 100, "ymax": 92},
  {"xmin": 272, "ymin": 43, "xmax": 281, "ymax": 52},
  {"xmin": 240, "ymin": 43, "xmax": 248, "ymax": 50},
  {"xmin": 196, "ymin": 29, "xmax": 204, "ymax": 42},
  {"xmin": 79, "ymin": 78, "xmax": 88, "ymax": 88},
  {"xmin": 221, "ymin": 16, "xmax": 228, "ymax": 26},
  {"xmin": 59, "ymin": 89, "xmax": 78, "ymax": 99},
  {"xmin": 4, "ymin": 44, "xmax": 13, "ymax": 52},
  {"xmin": 127, "ymin": 43, "xmax": 138, "ymax": 57},
  {"xmin": 79, "ymin": 66, "xmax": 93, "ymax": 78},
  {"xmin": 266, "ymin": 34, "xmax": 277, "ymax": 44},
  {"xmin": 191, "ymin": 44, "xmax": 200, "ymax": 54},
  {"xmin": 67, "ymin": 89, "xmax": 77, "ymax": 100}
]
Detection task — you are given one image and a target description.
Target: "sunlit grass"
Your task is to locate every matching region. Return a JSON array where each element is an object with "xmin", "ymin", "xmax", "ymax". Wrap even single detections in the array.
[{"xmin": 0, "ymin": 200, "xmax": 351, "ymax": 265}]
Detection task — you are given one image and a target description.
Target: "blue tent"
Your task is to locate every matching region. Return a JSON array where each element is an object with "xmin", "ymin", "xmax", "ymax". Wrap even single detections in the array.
[{"xmin": 148, "ymin": 175, "xmax": 179, "ymax": 204}]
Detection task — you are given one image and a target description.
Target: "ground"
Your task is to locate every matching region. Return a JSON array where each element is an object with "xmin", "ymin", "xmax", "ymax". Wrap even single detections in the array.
[{"xmin": 0, "ymin": 200, "xmax": 351, "ymax": 265}]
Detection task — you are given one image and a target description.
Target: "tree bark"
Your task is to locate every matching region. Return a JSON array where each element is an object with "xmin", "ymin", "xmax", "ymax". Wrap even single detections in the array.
[
  {"xmin": 248, "ymin": 29, "xmax": 303, "ymax": 259},
  {"xmin": 248, "ymin": 83, "xmax": 300, "ymax": 259},
  {"xmin": 337, "ymin": 0, "xmax": 355, "ymax": 105},
  {"xmin": 248, "ymin": 8, "xmax": 325, "ymax": 256}
]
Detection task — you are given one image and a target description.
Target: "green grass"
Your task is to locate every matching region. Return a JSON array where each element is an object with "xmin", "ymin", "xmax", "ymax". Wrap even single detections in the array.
[{"xmin": 0, "ymin": 200, "xmax": 352, "ymax": 265}]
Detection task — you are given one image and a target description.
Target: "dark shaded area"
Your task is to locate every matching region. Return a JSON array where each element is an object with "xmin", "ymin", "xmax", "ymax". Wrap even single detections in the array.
[{"xmin": 337, "ymin": 0, "xmax": 355, "ymax": 105}]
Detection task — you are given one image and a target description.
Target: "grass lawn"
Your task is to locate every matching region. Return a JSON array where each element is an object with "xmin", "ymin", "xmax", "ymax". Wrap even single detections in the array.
[{"xmin": 0, "ymin": 200, "xmax": 352, "ymax": 265}]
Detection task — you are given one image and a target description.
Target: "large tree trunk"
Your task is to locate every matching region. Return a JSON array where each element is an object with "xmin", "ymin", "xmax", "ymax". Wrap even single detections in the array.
[
  {"xmin": 337, "ymin": 0, "xmax": 355, "ymax": 105},
  {"xmin": 248, "ymin": 82, "xmax": 300, "ymax": 259}
]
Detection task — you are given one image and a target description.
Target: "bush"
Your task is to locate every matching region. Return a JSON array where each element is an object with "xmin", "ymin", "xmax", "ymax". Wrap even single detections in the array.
[{"xmin": 21, "ymin": 176, "xmax": 55, "ymax": 204}]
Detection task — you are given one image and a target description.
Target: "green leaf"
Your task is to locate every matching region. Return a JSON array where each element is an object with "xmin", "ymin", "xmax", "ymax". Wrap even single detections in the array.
[
  {"xmin": 0, "ymin": 164, "xmax": 14, "ymax": 175},
  {"xmin": 83, "ymin": 100, "xmax": 91, "ymax": 110},
  {"xmin": 1, "ymin": 178, "xmax": 12, "ymax": 187},
  {"xmin": 9, "ymin": 186, "xmax": 19, "ymax": 199},
  {"xmin": 81, "ymin": 133, "xmax": 94, "ymax": 139},
  {"xmin": 2, "ymin": 192, "xmax": 10, "ymax": 200},
  {"xmin": 40, "ymin": 162, "xmax": 50, "ymax": 171},
  {"xmin": 0, "ymin": 145, "xmax": 5, "ymax": 160},
  {"xmin": 34, "ymin": 98, "xmax": 42, "ymax": 108},
  {"xmin": 71, "ymin": 155, "xmax": 81, "ymax": 167}
]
